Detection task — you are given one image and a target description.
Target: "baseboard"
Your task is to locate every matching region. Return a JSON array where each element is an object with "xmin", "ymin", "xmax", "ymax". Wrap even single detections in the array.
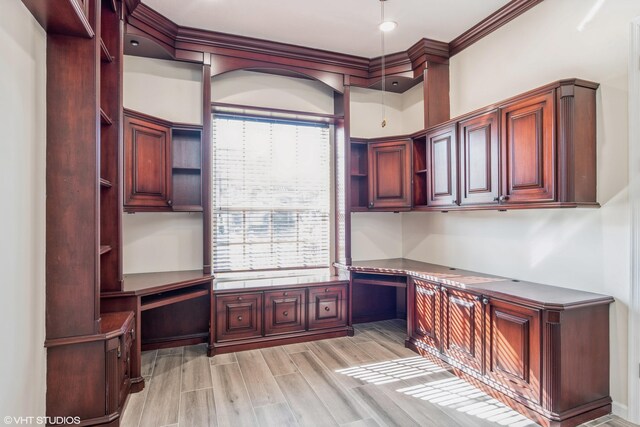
[{"xmin": 612, "ymin": 401, "xmax": 628, "ymax": 420}]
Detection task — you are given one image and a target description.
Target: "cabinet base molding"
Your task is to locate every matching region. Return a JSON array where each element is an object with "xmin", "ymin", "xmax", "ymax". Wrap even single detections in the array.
[
  {"xmin": 130, "ymin": 376, "xmax": 145, "ymax": 393},
  {"xmin": 208, "ymin": 327, "xmax": 351, "ymax": 356},
  {"xmin": 141, "ymin": 332, "xmax": 209, "ymax": 351},
  {"xmin": 406, "ymin": 338, "xmax": 611, "ymax": 427}
]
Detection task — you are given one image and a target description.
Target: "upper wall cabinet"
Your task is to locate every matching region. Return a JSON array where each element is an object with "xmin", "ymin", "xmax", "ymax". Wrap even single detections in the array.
[
  {"xmin": 411, "ymin": 79, "xmax": 598, "ymax": 211},
  {"xmin": 368, "ymin": 140, "xmax": 412, "ymax": 210},
  {"xmin": 124, "ymin": 110, "xmax": 203, "ymax": 213},
  {"xmin": 459, "ymin": 110, "xmax": 499, "ymax": 206}
]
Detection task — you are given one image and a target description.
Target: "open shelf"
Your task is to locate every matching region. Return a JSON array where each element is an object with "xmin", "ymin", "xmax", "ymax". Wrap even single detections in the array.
[
  {"xmin": 100, "ymin": 108, "xmax": 113, "ymax": 126},
  {"xmin": 100, "ymin": 39, "xmax": 113, "ymax": 63},
  {"xmin": 413, "ymin": 136, "xmax": 428, "ymax": 207},
  {"xmin": 22, "ymin": 0, "xmax": 95, "ymax": 39},
  {"xmin": 141, "ymin": 288, "xmax": 210, "ymax": 312},
  {"xmin": 172, "ymin": 166, "xmax": 201, "ymax": 173},
  {"xmin": 100, "ymin": 245, "xmax": 112, "ymax": 255}
]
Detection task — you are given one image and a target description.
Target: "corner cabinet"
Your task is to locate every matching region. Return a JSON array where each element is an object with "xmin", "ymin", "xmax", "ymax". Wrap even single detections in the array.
[
  {"xmin": 407, "ymin": 277, "xmax": 613, "ymax": 427},
  {"xmin": 411, "ymin": 79, "xmax": 599, "ymax": 211},
  {"xmin": 124, "ymin": 110, "xmax": 203, "ymax": 213},
  {"xmin": 350, "ymin": 138, "xmax": 412, "ymax": 211}
]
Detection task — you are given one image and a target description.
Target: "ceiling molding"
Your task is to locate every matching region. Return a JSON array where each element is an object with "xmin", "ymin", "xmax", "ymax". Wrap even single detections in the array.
[
  {"xmin": 126, "ymin": 0, "xmax": 544, "ymax": 88},
  {"xmin": 449, "ymin": 0, "xmax": 544, "ymax": 56}
]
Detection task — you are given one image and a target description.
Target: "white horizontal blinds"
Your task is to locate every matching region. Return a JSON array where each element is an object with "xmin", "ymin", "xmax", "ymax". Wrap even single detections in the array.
[{"xmin": 212, "ymin": 114, "xmax": 331, "ymax": 273}]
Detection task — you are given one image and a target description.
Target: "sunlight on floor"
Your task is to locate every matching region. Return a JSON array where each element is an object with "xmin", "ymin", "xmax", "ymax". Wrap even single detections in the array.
[
  {"xmin": 335, "ymin": 356, "xmax": 447, "ymax": 385},
  {"xmin": 336, "ymin": 355, "xmax": 536, "ymax": 427}
]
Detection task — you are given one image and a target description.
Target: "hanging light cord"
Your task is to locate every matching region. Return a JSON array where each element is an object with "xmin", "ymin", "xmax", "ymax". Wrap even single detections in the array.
[{"xmin": 380, "ymin": 0, "xmax": 387, "ymax": 127}]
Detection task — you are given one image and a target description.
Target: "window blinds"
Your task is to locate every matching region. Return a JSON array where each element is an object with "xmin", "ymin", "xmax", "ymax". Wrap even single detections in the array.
[{"xmin": 212, "ymin": 114, "xmax": 331, "ymax": 273}]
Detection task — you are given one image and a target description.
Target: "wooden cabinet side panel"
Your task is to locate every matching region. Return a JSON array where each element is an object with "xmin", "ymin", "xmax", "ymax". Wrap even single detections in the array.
[{"xmin": 426, "ymin": 125, "xmax": 458, "ymax": 207}]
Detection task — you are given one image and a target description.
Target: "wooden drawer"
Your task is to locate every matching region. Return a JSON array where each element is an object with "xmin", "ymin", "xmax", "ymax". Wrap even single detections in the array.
[
  {"xmin": 308, "ymin": 284, "xmax": 347, "ymax": 330},
  {"xmin": 265, "ymin": 289, "xmax": 306, "ymax": 336},
  {"xmin": 216, "ymin": 292, "xmax": 263, "ymax": 342}
]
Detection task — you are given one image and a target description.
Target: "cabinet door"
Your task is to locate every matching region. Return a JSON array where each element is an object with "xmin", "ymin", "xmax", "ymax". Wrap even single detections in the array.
[
  {"xmin": 442, "ymin": 288, "xmax": 483, "ymax": 373},
  {"xmin": 485, "ymin": 298, "xmax": 541, "ymax": 404},
  {"xmin": 459, "ymin": 111, "xmax": 499, "ymax": 206},
  {"xmin": 215, "ymin": 292, "xmax": 263, "ymax": 342},
  {"xmin": 413, "ymin": 280, "xmax": 441, "ymax": 350},
  {"xmin": 368, "ymin": 140, "xmax": 412, "ymax": 209},
  {"xmin": 124, "ymin": 115, "xmax": 172, "ymax": 211},
  {"xmin": 308, "ymin": 285, "xmax": 347, "ymax": 330},
  {"xmin": 264, "ymin": 289, "xmax": 306, "ymax": 336},
  {"xmin": 426, "ymin": 124, "xmax": 458, "ymax": 207},
  {"xmin": 501, "ymin": 91, "xmax": 555, "ymax": 204}
]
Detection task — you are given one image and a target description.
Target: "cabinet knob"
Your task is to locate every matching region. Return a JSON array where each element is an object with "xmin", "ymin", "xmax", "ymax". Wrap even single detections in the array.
[
  {"xmin": 283, "ymin": 292, "xmax": 288, "ymax": 296},
  {"xmin": 283, "ymin": 311, "xmax": 288, "ymax": 316},
  {"xmin": 368, "ymin": 202, "xmax": 374, "ymax": 209},
  {"xmin": 130, "ymin": 328, "xmax": 135, "ymax": 340},
  {"xmin": 482, "ymin": 297, "xmax": 490, "ymax": 305},
  {"xmin": 324, "ymin": 306, "xmax": 331, "ymax": 311},
  {"xmin": 237, "ymin": 296, "xmax": 243, "ymax": 301},
  {"xmin": 498, "ymin": 195, "xmax": 509, "ymax": 203},
  {"xmin": 167, "ymin": 199, "xmax": 173, "ymax": 206},
  {"xmin": 237, "ymin": 315, "xmax": 243, "ymax": 321},
  {"xmin": 325, "ymin": 288, "xmax": 330, "ymax": 292},
  {"xmin": 493, "ymin": 197, "xmax": 500, "ymax": 202}
]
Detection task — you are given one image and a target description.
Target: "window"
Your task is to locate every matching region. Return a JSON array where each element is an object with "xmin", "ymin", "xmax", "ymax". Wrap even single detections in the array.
[{"xmin": 212, "ymin": 114, "xmax": 331, "ymax": 273}]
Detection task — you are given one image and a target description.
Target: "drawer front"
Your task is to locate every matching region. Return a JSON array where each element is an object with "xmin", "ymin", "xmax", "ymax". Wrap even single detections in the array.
[
  {"xmin": 265, "ymin": 289, "xmax": 306, "ymax": 336},
  {"xmin": 216, "ymin": 293, "xmax": 263, "ymax": 342},
  {"xmin": 308, "ymin": 285, "xmax": 347, "ymax": 330}
]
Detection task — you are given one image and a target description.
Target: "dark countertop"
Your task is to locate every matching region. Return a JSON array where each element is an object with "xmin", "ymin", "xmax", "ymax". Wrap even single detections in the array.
[
  {"xmin": 103, "ymin": 270, "xmax": 214, "ymax": 297},
  {"xmin": 335, "ymin": 258, "xmax": 613, "ymax": 310}
]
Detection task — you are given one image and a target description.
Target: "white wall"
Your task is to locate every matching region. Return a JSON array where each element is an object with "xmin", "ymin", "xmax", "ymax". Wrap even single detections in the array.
[
  {"xmin": 124, "ymin": 55, "xmax": 202, "ymax": 124},
  {"xmin": 212, "ymin": 70, "xmax": 334, "ymax": 114},
  {"xmin": 123, "ymin": 56, "xmax": 204, "ymax": 273},
  {"xmin": 0, "ymin": 0, "xmax": 46, "ymax": 418},
  {"xmin": 403, "ymin": 0, "xmax": 640, "ymax": 412}
]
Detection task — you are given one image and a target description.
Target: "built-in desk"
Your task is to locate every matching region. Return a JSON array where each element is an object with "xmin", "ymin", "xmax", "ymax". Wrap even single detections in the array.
[
  {"xmin": 101, "ymin": 270, "xmax": 214, "ymax": 392},
  {"xmin": 335, "ymin": 258, "xmax": 614, "ymax": 427}
]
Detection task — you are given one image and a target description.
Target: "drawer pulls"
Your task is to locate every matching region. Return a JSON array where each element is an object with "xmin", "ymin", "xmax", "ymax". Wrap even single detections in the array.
[
  {"xmin": 283, "ymin": 311, "xmax": 289, "ymax": 316},
  {"xmin": 324, "ymin": 306, "xmax": 331, "ymax": 311},
  {"xmin": 237, "ymin": 316, "xmax": 243, "ymax": 321}
]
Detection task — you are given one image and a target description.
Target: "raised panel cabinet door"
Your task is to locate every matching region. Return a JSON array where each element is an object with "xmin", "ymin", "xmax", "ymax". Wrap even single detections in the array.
[
  {"xmin": 308, "ymin": 285, "xmax": 347, "ymax": 330},
  {"xmin": 264, "ymin": 289, "xmax": 306, "ymax": 336},
  {"xmin": 215, "ymin": 292, "xmax": 263, "ymax": 342},
  {"xmin": 426, "ymin": 124, "xmax": 458, "ymax": 207},
  {"xmin": 413, "ymin": 280, "xmax": 441, "ymax": 350},
  {"xmin": 442, "ymin": 288, "xmax": 483, "ymax": 374},
  {"xmin": 501, "ymin": 91, "xmax": 555, "ymax": 203},
  {"xmin": 124, "ymin": 115, "xmax": 172, "ymax": 210},
  {"xmin": 485, "ymin": 298, "xmax": 541, "ymax": 404},
  {"xmin": 368, "ymin": 140, "xmax": 412, "ymax": 209},
  {"xmin": 460, "ymin": 110, "xmax": 500, "ymax": 206}
]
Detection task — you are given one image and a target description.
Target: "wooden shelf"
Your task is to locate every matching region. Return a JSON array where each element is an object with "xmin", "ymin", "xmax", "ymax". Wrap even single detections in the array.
[
  {"xmin": 351, "ymin": 172, "xmax": 367, "ymax": 177},
  {"xmin": 100, "ymin": 39, "xmax": 113, "ymax": 63},
  {"xmin": 22, "ymin": 0, "xmax": 95, "ymax": 39},
  {"xmin": 100, "ymin": 108, "xmax": 113, "ymax": 126},
  {"xmin": 100, "ymin": 245, "xmax": 112, "ymax": 255},
  {"xmin": 100, "ymin": 178, "xmax": 112, "ymax": 188},
  {"xmin": 141, "ymin": 288, "xmax": 210, "ymax": 312},
  {"xmin": 415, "ymin": 169, "xmax": 428, "ymax": 174}
]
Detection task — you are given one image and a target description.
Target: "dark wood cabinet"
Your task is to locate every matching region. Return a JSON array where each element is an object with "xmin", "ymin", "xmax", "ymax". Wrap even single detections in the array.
[
  {"xmin": 265, "ymin": 289, "xmax": 306, "ymax": 336},
  {"xmin": 367, "ymin": 140, "xmax": 412, "ymax": 210},
  {"xmin": 124, "ymin": 110, "xmax": 204, "ymax": 213},
  {"xmin": 485, "ymin": 297, "xmax": 541, "ymax": 404},
  {"xmin": 413, "ymin": 280, "xmax": 440, "ymax": 349},
  {"xmin": 308, "ymin": 284, "xmax": 348, "ymax": 330},
  {"xmin": 442, "ymin": 288, "xmax": 483, "ymax": 374},
  {"xmin": 501, "ymin": 90, "xmax": 555, "ymax": 204},
  {"xmin": 426, "ymin": 124, "xmax": 458, "ymax": 207},
  {"xmin": 459, "ymin": 110, "xmax": 499, "ymax": 206},
  {"xmin": 124, "ymin": 114, "xmax": 172, "ymax": 211},
  {"xmin": 216, "ymin": 292, "xmax": 263, "ymax": 342}
]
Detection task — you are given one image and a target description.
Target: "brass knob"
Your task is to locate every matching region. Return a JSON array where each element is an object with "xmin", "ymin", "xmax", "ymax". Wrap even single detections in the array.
[
  {"xmin": 237, "ymin": 315, "xmax": 243, "ymax": 321},
  {"xmin": 368, "ymin": 202, "xmax": 374, "ymax": 208},
  {"xmin": 324, "ymin": 306, "xmax": 330, "ymax": 311},
  {"xmin": 237, "ymin": 296, "xmax": 242, "ymax": 301},
  {"xmin": 482, "ymin": 297, "xmax": 489, "ymax": 305},
  {"xmin": 283, "ymin": 311, "xmax": 288, "ymax": 316},
  {"xmin": 325, "ymin": 288, "xmax": 329, "ymax": 292},
  {"xmin": 167, "ymin": 199, "xmax": 173, "ymax": 206},
  {"xmin": 283, "ymin": 292, "xmax": 288, "ymax": 296},
  {"xmin": 498, "ymin": 195, "xmax": 509, "ymax": 203}
]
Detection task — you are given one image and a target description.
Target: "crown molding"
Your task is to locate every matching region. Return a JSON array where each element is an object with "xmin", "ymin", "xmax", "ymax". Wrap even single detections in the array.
[{"xmin": 449, "ymin": 0, "xmax": 544, "ymax": 55}]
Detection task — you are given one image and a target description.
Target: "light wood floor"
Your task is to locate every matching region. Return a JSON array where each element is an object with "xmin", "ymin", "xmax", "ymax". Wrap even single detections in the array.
[{"xmin": 121, "ymin": 320, "xmax": 636, "ymax": 427}]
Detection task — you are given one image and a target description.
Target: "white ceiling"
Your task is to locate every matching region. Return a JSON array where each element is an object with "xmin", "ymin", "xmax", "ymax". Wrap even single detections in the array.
[{"xmin": 142, "ymin": 0, "xmax": 510, "ymax": 58}]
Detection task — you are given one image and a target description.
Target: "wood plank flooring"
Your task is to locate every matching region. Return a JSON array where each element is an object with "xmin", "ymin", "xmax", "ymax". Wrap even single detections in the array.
[{"xmin": 122, "ymin": 320, "xmax": 635, "ymax": 427}]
